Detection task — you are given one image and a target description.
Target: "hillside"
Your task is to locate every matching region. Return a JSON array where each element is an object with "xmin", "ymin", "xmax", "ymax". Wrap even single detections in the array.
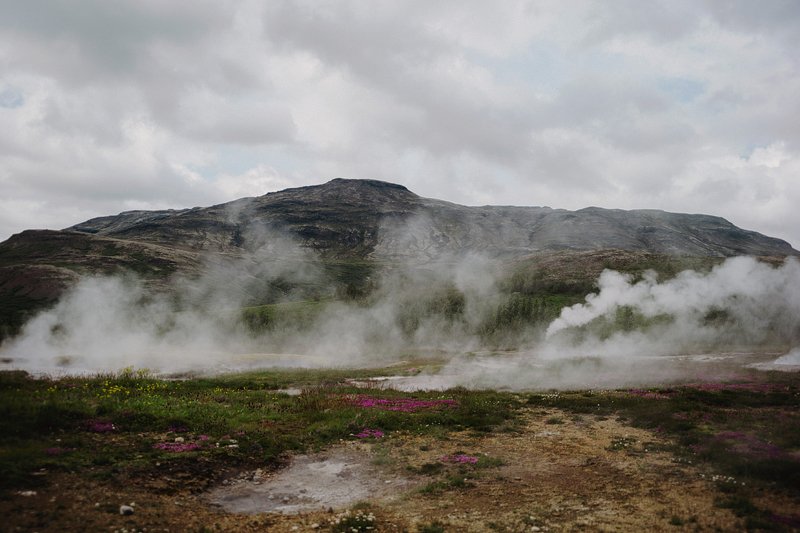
[
  {"xmin": 64, "ymin": 178, "xmax": 795, "ymax": 259},
  {"xmin": 0, "ymin": 178, "xmax": 796, "ymax": 340}
]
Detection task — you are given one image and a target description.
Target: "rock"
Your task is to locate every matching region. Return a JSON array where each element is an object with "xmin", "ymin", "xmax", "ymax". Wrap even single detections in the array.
[
  {"xmin": 119, "ymin": 505, "xmax": 135, "ymax": 515},
  {"xmin": 174, "ymin": 437, "xmax": 185, "ymax": 443}
]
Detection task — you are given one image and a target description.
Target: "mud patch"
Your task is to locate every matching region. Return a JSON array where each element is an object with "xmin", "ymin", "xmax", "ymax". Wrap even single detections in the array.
[{"xmin": 207, "ymin": 444, "xmax": 414, "ymax": 514}]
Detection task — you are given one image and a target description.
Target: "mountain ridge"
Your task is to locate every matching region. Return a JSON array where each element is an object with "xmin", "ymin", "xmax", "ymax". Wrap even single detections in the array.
[
  {"xmin": 0, "ymin": 177, "xmax": 795, "ymax": 340},
  {"xmin": 61, "ymin": 178, "xmax": 797, "ymax": 259}
]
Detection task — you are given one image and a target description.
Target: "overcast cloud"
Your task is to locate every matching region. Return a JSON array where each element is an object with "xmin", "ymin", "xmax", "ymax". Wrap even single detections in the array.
[{"xmin": 1, "ymin": 0, "xmax": 799, "ymax": 246}]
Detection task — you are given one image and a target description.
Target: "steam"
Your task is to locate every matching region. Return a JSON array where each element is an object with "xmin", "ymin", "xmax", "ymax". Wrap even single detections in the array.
[
  {"xmin": 544, "ymin": 256, "xmax": 800, "ymax": 356},
  {"xmin": 2, "ymin": 212, "xmax": 799, "ymax": 389},
  {"xmin": 415, "ymin": 256, "xmax": 800, "ymax": 390},
  {"xmin": 773, "ymin": 347, "xmax": 800, "ymax": 366},
  {"xmin": 0, "ymin": 220, "xmax": 510, "ymax": 373},
  {"xmin": 3, "ymin": 275, "xmax": 245, "ymax": 372}
]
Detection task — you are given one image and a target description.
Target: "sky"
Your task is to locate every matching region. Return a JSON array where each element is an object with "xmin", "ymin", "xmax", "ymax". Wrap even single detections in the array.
[{"xmin": 1, "ymin": 0, "xmax": 799, "ymax": 247}]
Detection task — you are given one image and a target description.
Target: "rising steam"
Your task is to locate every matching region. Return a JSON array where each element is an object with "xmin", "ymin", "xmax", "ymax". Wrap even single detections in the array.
[{"xmin": 1, "ymin": 217, "xmax": 799, "ymax": 388}]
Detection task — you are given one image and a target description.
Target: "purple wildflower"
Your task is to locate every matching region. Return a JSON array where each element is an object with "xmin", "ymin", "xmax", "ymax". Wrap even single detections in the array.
[
  {"xmin": 45, "ymin": 447, "xmax": 74, "ymax": 456},
  {"xmin": 355, "ymin": 428, "xmax": 385, "ymax": 439},
  {"xmin": 769, "ymin": 513, "xmax": 800, "ymax": 528},
  {"xmin": 687, "ymin": 382, "xmax": 786, "ymax": 393},
  {"xmin": 349, "ymin": 395, "xmax": 458, "ymax": 412},
  {"xmin": 714, "ymin": 431, "xmax": 786, "ymax": 460},
  {"xmin": 86, "ymin": 420, "xmax": 116, "ymax": 433}
]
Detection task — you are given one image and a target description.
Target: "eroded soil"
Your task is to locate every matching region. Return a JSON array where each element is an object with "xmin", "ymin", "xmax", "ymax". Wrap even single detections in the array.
[{"xmin": 4, "ymin": 406, "xmax": 799, "ymax": 532}]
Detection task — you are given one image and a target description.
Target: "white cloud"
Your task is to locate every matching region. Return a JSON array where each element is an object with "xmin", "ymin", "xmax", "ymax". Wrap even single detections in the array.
[{"xmin": 0, "ymin": 0, "xmax": 798, "ymax": 248}]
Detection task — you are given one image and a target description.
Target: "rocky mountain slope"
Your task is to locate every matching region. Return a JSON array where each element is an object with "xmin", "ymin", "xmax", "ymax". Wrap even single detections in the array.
[
  {"xmin": 0, "ymin": 178, "xmax": 796, "ymax": 338},
  {"xmin": 65, "ymin": 178, "xmax": 795, "ymax": 259}
]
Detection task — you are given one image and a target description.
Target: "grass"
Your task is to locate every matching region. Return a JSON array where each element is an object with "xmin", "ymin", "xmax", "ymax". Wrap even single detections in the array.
[
  {"xmin": 0, "ymin": 367, "xmax": 518, "ymax": 495},
  {"xmin": 1, "ymin": 364, "xmax": 798, "ymax": 530},
  {"xmin": 419, "ymin": 474, "xmax": 475, "ymax": 494},
  {"xmin": 4, "ymin": 368, "xmax": 796, "ymax": 491},
  {"xmin": 240, "ymin": 300, "xmax": 330, "ymax": 333},
  {"xmin": 418, "ymin": 522, "xmax": 446, "ymax": 533}
]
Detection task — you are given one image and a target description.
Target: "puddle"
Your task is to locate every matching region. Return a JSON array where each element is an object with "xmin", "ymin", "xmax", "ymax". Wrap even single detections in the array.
[{"xmin": 206, "ymin": 444, "xmax": 414, "ymax": 514}]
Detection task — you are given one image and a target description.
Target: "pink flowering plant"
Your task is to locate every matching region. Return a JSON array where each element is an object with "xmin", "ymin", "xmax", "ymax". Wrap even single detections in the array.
[
  {"xmin": 152, "ymin": 432, "xmax": 215, "ymax": 453},
  {"xmin": 85, "ymin": 419, "xmax": 116, "ymax": 433},
  {"xmin": 627, "ymin": 389, "xmax": 675, "ymax": 400},
  {"xmin": 349, "ymin": 395, "xmax": 458, "ymax": 413},
  {"xmin": 1, "ymin": 369, "xmax": 520, "ymax": 498},
  {"xmin": 45, "ymin": 446, "xmax": 75, "ymax": 456},
  {"xmin": 152, "ymin": 432, "xmax": 217, "ymax": 453},
  {"xmin": 354, "ymin": 428, "xmax": 385, "ymax": 439}
]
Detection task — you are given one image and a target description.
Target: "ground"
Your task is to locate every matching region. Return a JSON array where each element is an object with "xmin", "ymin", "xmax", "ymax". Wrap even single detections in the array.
[{"xmin": 4, "ymin": 404, "xmax": 798, "ymax": 532}]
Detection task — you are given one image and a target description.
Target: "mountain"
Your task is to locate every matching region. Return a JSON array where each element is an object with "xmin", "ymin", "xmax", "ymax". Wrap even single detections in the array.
[
  {"xmin": 0, "ymin": 178, "xmax": 796, "ymax": 338},
  {"xmin": 63, "ymin": 178, "xmax": 795, "ymax": 259}
]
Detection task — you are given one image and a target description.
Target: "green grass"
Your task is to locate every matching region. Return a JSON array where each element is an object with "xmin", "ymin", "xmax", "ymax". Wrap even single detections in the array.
[
  {"xmin": 418, "ymin": 521, "xmax": 446, "ymax": 533},
  {"xmin": 419, "ymin": 473, "xmax": 475, "ymax": 494},
  {"xmin": 479, "ymin": 293, "xmax": 583, "ymax": 340},
  {"xmin": 240, "ymin": 300, "xmax": 329, "ymax": 333},
  {"xmin": 0, "ymin": 368, "xmax": 519, "ymax": 495}
]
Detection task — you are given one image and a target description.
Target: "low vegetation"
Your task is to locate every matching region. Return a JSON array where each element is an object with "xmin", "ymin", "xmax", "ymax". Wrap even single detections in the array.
[
  {"xmin": 1, "ymin": 366, "xmax": 799, "ymax": 530},
  {"xmin": 526, "ymin": 372, "xmax": 800, "ymax": 529},
  {"xmin": 0, "ymin": 367, "xmax": 516, "ymax": 495}
]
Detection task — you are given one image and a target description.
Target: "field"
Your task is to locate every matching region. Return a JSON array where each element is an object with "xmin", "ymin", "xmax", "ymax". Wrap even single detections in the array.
[{"xmin": 2, "ymin": 363, "xmax": 799, "ymax": 532}]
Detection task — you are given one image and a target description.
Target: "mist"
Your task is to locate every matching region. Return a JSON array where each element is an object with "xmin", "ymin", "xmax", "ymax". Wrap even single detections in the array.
[
  {"xmin": 410, "ymin": 255, "xmax": 800, "ymax": 391},
  {"xmin": 2, "ymin": 220, "xmax": 799, "ymax": 389},
  {"xmin": 0, "ymin": 222, "xmax": 509, "ymax": 373}
]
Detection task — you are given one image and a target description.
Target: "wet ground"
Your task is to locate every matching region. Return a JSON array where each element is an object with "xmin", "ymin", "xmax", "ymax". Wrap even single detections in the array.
[{"xmin": 207, "ymin": 445, "xmax": 416, "ymax": 514}]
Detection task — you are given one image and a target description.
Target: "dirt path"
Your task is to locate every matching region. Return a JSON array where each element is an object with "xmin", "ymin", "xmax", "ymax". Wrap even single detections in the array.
[{"xmin": 4, "ymin": 408, "xmax": 798, "ymax": 532}]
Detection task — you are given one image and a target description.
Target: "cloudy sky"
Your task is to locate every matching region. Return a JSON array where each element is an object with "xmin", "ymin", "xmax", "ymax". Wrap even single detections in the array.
[{"xmin": 1, "ymin": 0, "xmax": 799, "ymax": 246}]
